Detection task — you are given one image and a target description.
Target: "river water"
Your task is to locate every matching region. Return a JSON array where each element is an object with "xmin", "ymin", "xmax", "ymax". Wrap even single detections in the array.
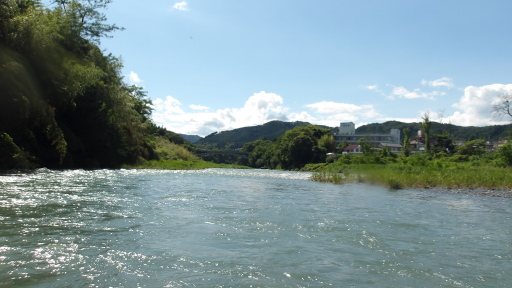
[{"xmin": 0, "ymin": 168, "xmax": 511, "ymax": 287}]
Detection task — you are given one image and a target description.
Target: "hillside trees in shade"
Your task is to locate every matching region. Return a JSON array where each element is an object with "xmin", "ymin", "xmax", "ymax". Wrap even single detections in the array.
[
  {"xmin": 0, "ymin": 0, "xmax": 178, "ymax": 169},
  {"xmin": 241, "ymin": 125, "xmax": 332, "ymax": 170},
  {"xmin": 196, "ymin": 120, "xmax": 318, "ymax": 149}
]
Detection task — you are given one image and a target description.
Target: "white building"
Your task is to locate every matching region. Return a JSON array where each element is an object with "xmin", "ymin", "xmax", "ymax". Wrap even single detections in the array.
[{"xmin": 334, "ymin": 122, "xmax": 401, "ymax": 146}]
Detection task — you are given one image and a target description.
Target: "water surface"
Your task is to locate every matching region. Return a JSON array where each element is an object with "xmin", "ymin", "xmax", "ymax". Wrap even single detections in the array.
[{"xmin": 1, "ymin": 168, "xmax": 511, "ymax": 287}]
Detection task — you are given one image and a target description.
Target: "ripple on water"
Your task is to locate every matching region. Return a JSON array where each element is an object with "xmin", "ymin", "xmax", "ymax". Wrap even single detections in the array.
[{"xmin": 0, "ymin": 169, "xmax": 511, "ymax": 287}]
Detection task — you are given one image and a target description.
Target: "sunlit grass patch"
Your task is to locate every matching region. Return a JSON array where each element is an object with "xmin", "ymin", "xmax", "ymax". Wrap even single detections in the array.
[
  {"xmin": 314, "ymin": 160, "xmax": 512, "ymax": 190},
  {"xmin": 310, "ymin": 172, "xmax": 344, "ymax": 184}
]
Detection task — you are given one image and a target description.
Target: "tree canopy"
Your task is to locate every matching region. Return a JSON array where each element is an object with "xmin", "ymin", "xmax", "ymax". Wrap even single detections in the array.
[{"xmin": 0, "ymin": 0, "xmax": 184, "ymax": 169}]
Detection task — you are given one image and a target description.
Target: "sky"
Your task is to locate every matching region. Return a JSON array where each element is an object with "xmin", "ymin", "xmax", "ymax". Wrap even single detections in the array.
[{"xmin": 59, "ymin": 1, "xmax": 512, "ymax": 136}]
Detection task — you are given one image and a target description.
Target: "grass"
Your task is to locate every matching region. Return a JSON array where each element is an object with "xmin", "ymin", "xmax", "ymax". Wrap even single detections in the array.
[
  {"xmin": 127, "ymin": 136, "xmax": 251, "ymax": 170},
  {"xmin": 310, "ymin": 171, "xmax": 344, "ymax": 184},
  {"xmin": 310, "ymin": 156, "xmax": 512, "ymax": 190},
  {"xmin": 349, "ymin": 165, "xmax": 512, "ymax": 190},
  {"xmin": 124, "ymin": 159, "xmax": 250, "ymax": 170}
]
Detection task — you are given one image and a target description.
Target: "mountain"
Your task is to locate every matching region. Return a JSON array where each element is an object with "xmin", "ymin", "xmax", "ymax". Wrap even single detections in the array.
[
  {"xmin": 179, "ymin": 134, "xmax": 202, "ymax": 143},
  {"xmin": 356, "ymin": 121, "xmax": 512, "ymax": 141},
  {"xmin": 195, "ymin": 120, "xmax": 319, "ymax": 149},
  {"xmin": 193, "ymin": 120, "xmax": 511, "ymax": 151}
]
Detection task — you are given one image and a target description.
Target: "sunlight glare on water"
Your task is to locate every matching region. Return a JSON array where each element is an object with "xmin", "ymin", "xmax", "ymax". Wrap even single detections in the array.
[{"xmin": 0, "ymin": 168, "xmax": 511, "ymax": 287}]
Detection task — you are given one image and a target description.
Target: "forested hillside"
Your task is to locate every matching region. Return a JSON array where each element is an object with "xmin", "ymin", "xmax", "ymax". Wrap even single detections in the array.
[
  {"xmin": 197, "ymin": 120, "xmax": 511, "ymax": 152},
  {"xmin": 196, "ymin": 120, "xmax": 321, "ymax": 149},
  {"xmin": 0, "ymin": 0, "xmax": 187, "ymax": 169},
  {"xmin": 356, "ymin": 121, "xmax": 511, "ymax": 141}
]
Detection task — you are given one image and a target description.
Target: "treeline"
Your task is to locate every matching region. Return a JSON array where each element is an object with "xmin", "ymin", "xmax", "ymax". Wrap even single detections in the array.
[
  {"xmin": 196, "ymin": 120, "xmax": 319, "ymax": 149},
  {"xmin": 307, "ymin": 140, "xmax": 512, "ymax": 189},
  {"xmin": 235, "ymin": 125, "xmax": 335, "ymax": 170},
  {"xmin": 0, "ymin": 0, "xmax": 190, "ymax": 169},
  {"xmin": 232, "ymin": 123, "xmax": 512, "ymax": 171},
  {"xmin": 357, "ymin": 121, "xmax": 511, "ymax": 142}
]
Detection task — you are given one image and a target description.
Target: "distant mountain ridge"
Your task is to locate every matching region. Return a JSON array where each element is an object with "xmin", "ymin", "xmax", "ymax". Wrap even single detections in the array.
[
  {"xmin": 195, "ymin": 120, "xmax": 321, "ymax": 149},
  {"xmin": 187, "ymin": 120, "xmax": 511, "ymax": 150},
  {"xmin": 356, "ymin": 121, "xmax": 511, "ymax": 141},
  {"xmin": 179, "ymin": 134, "xmax": 202, "ymax": 143}
]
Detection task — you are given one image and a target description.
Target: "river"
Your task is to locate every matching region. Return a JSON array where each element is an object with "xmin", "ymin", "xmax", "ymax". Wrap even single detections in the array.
[{"xmin": 0, "ymin": 168, "xmax": 511, "ymax": 287}]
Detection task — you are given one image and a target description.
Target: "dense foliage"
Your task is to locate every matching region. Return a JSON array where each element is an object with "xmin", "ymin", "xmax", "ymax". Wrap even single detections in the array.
[
  {"xmin": 196, "ymin": 120, "xmax": 323, "ymax": 149},
  {"xmin": 237, "ymin": 125, "xmax": 333, "ymax": 170},
  {"xmin": 306, "ymin": 140, "xmax": 512, "ymax": 190},
  {"xmin": 357, "ymin": 121, "xmax": 511, "ymax": 142},
  {"xmin": 0, "ymin": 0, "xmax": 189, "ymax": 169}
]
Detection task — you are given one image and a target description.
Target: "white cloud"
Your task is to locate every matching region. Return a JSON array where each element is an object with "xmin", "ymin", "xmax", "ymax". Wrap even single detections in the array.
[
  {"xmin": 128, "ymin": 71, "xmax": 142, "ymax": 84},
  {"xmin": 304, "ymin": 101, "xmax": 380, "ymax": 126},
  {"xmin": 151, "ymin": 92, "xmax": 385, "ymax": 136},
  {"xmin": 152, "ymin": 91, "xmax": 289, "ymax": 136},
  {"xmin": 380, "ymin": 117, "xmax": 422, "ymax": 123},
  {"xmin": 447, "ymin": 83, "xmax": 512, "ymax": 126},
  {"xmin": 173, "ymin": 1, "xmax": 188, "ymax": 11},
  {"xmin": 389, "ymin": 86, "xmax": 445, "ymax": 100},
  {"xmin": 366, "ymin": 85, "xmax": 380, "ymax": 91},
  {"xmin": 288, "ymin": 111, "xmax": 316, "ymax": 123},
  {"xmin": 368, "ymin": 78, "xmax": 452, "ymax": 100},
  {"xmin": 306, "ymin": 101, "xmax": 368, "ymax": 114},
  {"xmin": 189, "ymin": 104, "xmax": 209, "ymax": 111},
  {"xmin": 153, "ymin": 96, "xmax": 185, "ymax": 115},
  {"xmin": 150, "ymin": 84, "xmax": 512, "ymax": 137},
  {"xmin": 422, "ymin": 77, "xmax": 454, "ymax": 88}
]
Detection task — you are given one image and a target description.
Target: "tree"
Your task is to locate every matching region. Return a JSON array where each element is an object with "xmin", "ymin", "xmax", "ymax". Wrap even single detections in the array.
[
  {"xmin": 493, "ymin": 93, "xmax": 512, "ymax": 120},
  {"xmin": 126, "ymin": 85, "xmax": 153, "ymax": 122},
  {"xmin": 455, "ymin": 139, "xmax": 486, "ymax": 156},
  {"xmin": 242, "ymin": 139, "xmax": 273, "ymax": 168},
  {"xmin": 497, "ymin": 140, "xmax": 512, "ymax": 166},
  {"xmin": 52, "ymin": 0, "xmax": 123, "ymax": 44},
  {"xmin": 433, "ymin": 133, "xmax": 455, "ymax": 155},
  {"xmin": 403, "ymin": 128, "xmax": 411, "ymax": 157},
  {"xmin": 318, "ymin": 134, "xmax": 336, "ymax": 153},
  {"xmin": 422, "ymin": 113, "xmax": 432, "ymax": 154},
  {"xmin": 0, "ymin": 0, "xmax": 159, "ymax": 169},
  {"xmin": 357, "ymin": 137, "xmax": 373, "ymax": 156},
  {"xmin": 336, "ymin": 140, "xmax": 349, "ymax": 153}
]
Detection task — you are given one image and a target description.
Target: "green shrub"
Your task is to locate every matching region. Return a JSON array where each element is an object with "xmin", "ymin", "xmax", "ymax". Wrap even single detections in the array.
[
  {"xmin": 497, "ymin": 141, "xmax": 512, "ymax": 166},
  {"xmin": 0, "ymin": 133, "xmax": 34, "ymax": 169}
]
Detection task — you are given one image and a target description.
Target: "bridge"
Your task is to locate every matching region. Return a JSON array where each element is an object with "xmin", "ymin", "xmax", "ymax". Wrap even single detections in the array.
[{"xmin": 196, "ymin": 149, "xmax": 249, "ymax": 158}]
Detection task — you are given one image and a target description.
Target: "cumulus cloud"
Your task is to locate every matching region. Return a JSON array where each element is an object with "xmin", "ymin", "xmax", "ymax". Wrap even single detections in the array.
[
  {"xmin": 447, "ymin": 84, "xmax": 512, "ymax": 126},
  {"xmin": 151, "ymin": 92, "xmax": 385, "ymax": 136},
  {"xmin": 305, "ymin": 101, "xmax": 379, "ymax": 123},
  {"xmin": 173, "ymin": 1, "xmax": 188, "ymax": 11},
  {"xmin": 152, "ymin": 91, "xmax": 289, "ymax": 136},
  {"xmin": 421, "ymin": 77, "xmax": 454, "ymax": 88},
  {"xmin": 128, "ymin": 71, "xmax": 142, "ymax": 84},
  {"xmin": 153, "ymin": 96, "xmax": 185, "ymax": 115}
]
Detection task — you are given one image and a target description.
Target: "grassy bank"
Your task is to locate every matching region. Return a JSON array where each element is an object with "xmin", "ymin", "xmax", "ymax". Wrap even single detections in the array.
[
  {"xmin": 306, "ymin": 154, "xmax": 512, "ymax": 190},
  {"xmin": 124, "ymin": 159, "xmax": 250, "ymax": 170}
]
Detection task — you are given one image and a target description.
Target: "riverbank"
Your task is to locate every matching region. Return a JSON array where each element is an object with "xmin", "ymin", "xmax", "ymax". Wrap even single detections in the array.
[
  {"xmin": 307, "ymin": 161, "xmax": 512, "ymax": 197},
  {"xmin": 124, "ymin": 159, "xmax": 250, "ymax": 170}
]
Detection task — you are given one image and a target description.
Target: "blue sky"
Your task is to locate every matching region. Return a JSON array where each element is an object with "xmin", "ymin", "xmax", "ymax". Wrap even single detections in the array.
[{"xmin": 76, "ymin": 1, "xmax": 512, "ymax": 135}]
